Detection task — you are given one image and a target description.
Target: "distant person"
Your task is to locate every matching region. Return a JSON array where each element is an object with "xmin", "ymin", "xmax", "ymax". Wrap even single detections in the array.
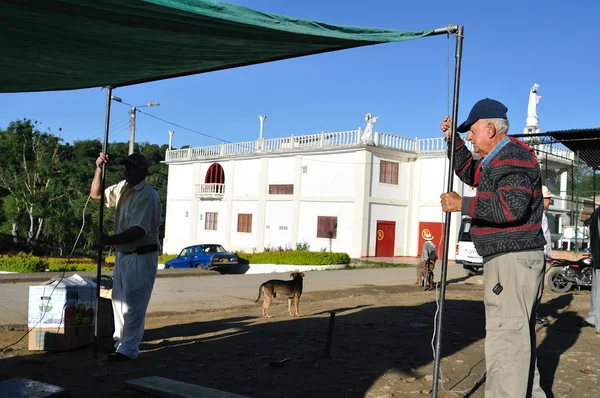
[
  {"xmin": 90, "ymin": 152, "xmax": 162, "ymax": 362},
  {"xmin": 416, "ymin": 230, "xmax": 437, "ymax": 286},
  {"xmin": 580, "ymin": 205, "xmax": 600, "ymax": 334}
]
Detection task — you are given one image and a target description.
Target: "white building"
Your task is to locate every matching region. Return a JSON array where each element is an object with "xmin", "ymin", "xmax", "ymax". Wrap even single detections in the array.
[{"xmin": 162, "ymin": 127, "xmax": 477, "ymax": 258}]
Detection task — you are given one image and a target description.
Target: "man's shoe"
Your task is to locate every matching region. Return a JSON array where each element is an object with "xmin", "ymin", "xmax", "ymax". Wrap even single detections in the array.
[
  {"xmin": 106, "ymin": 352, "xmax": 132, "ymax": 362},
  {"xmin": 577, "ymin": 320, "xmax": 594, "ymax": 328},
  {"xmin": 104, "ymin": 345, "xmax": 117, "ymax": 354}
]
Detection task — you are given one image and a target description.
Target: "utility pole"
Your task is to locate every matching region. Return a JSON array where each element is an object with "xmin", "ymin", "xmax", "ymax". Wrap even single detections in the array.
[
  {"xmin": 111, "ymin": 95, "xmax": 159, "ymax": 155},
  {"xmin": 129, "ymin": 107, "xmax": 137, "ymax": 155}
]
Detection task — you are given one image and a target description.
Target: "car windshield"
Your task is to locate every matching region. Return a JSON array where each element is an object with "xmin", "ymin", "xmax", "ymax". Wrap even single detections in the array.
[
  {"xmin": 458, "ymin": 218, "xmax": 473, "ymax": 242},
  {"xmin": 178, "ymin": 248, "xmax": 189, "ymax": 257},
  {"xmin": 201, "ymin": 245, "xmax": 227, "ymax": 253}
]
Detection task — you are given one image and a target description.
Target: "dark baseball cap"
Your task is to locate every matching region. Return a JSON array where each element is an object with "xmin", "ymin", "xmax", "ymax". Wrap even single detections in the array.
[
  {"xmin": 120, "ymin": 152, "xmax": 150, "ymax": 169},
  {"xmin": 457, "ymin": 98, "xmax": 508, "ymax": 133}
]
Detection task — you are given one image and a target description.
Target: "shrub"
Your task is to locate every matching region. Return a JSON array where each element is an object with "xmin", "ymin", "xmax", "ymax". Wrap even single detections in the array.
[
  {"xmin": 104, "ymin": 254, "xmax": 176, "ymax": 265},
  {"xmin": 0, "ymin": 252, "xmax": 49, "ymax": 273},
  {"xmin": 236, "ymin": 250, "xmax": 349, "ymax": 265}
]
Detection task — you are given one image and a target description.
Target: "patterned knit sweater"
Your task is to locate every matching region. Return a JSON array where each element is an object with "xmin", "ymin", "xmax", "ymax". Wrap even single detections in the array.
[{"xmin": 449, "ymin": 135, "xmax": 546, "ymax": 260}]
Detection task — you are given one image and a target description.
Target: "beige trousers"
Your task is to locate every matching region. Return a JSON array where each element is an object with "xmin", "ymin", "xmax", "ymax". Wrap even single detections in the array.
[{"xmin": 483, "ymin": 250, "xmax": 546, "ymax": 398}]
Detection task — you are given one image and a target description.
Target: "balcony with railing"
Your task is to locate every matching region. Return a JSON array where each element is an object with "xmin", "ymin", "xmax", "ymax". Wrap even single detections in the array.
[{"xmin": 195, "ymin": 183, "xmax": 225, "ymax": 199}]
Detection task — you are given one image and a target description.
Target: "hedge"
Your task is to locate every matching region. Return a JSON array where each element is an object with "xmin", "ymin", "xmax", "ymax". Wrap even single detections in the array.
[
  {"xmin": 0, "ymin": 251, "xmax": 349, "ymax": 273},
  {"xmin": 0, "ymin": 252, "xmax": 48, "ymax": 273},
  {"xmin": 0, "ymin": 253, "xmax": 113, "ymax": 273},
  {"xmin": 236, "ymin": 250, "xmax": 350, "ymax": 265},
  {"xmin": 105, "ymin": 254, "xmax": 176, "ymax": 264}
]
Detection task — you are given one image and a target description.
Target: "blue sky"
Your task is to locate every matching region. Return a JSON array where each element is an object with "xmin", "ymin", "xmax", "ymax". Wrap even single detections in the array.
[{"xmin": 0, "ymin": 0, "xmax": 597, "ymax": 149}]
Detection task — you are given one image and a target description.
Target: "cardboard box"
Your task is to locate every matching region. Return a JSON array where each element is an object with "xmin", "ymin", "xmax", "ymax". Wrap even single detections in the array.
[
  {"xmin": 28, "ymin": 274, "xmax": 96, "ymax": 351},
  {"xmin": 28, "ymin": 325, "xmax": 94, "ymax": 351}
]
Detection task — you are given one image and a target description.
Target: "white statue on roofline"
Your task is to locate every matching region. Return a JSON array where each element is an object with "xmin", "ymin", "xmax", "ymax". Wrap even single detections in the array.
[
  {"xmin": 526, "ymin": 83, "xmax": 541, "ymax": 127},
  {"xmin": 362, "ymin": 112, "xmax": 379, "ymax": 145}
]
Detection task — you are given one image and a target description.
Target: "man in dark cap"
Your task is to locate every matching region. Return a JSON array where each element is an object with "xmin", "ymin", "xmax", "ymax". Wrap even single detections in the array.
[
  {"xmin": 90, "ymin": 152, "xmax": 162, "ymax": 362},
  {"xmin": 439, "ymin": 99, "xmax": 547, "ymax": 397}
]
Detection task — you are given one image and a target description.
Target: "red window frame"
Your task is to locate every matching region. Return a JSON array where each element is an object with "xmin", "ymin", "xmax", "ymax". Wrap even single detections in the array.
[
  {"xmin": 268, "ymin": 184, "xmax": 294, "ymax": 194},
  {"xmin": 205, "ymin": 212, "xmax": 218, "ymax": 230},
  {"xmin": 379, "ymin": 160, "xmax": 399, "ymax": 185},
  {"xmin": 317, "ymin": 216, "xmax": 338, "ymax": 239},
  {"xmin": 237, "ymin": 214, "xmax": 252, "ymax": 233}
]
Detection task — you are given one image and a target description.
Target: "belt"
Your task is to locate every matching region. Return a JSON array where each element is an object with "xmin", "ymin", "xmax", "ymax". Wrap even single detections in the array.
[{"xmin": 119, "ymin": 244, "xmax": 159, "ymax": 256}]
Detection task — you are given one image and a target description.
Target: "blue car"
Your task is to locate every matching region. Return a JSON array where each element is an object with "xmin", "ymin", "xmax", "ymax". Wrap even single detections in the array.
[{"xmin": 164, "ymin": 244, "xmax": 238, "ymax": 273}]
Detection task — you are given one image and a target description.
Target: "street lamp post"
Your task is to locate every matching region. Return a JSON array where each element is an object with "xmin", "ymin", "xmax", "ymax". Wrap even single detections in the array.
[{"xmin": 111, "ymin": 96, "xmax": 159, "ymax": 154}]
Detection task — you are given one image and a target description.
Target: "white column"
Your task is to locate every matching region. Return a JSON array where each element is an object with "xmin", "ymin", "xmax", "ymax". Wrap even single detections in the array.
[
  {"xmin": 355, "ymin": 150, "xmax": 371, "ymax": 257},
  {"xmin": 168, "ymin": 130, "xmax": 174, "ymax": 150}
]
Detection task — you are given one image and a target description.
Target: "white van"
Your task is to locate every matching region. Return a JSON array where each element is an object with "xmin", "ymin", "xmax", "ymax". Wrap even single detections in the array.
[{"xmin": 455, "ymin": 216, "xmax": 483, "ymax": 276}]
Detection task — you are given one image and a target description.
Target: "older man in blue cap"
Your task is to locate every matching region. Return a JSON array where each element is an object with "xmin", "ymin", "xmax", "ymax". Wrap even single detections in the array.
[{"xmin": 440, "ymin": 99, "xmax": 547, "ymax": 397}]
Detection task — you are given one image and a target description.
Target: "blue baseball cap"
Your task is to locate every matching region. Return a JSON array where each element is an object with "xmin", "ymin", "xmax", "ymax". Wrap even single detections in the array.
[{"xmin": 457, "ymin": 98, "xmax": 508, "ymax": 133}]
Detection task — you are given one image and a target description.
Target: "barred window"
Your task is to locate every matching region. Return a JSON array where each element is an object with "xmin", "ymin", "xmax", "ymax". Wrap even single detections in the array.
[
  {"xmin": 205, "ymin": 212, "xmax": 218, "ymax": 230},
  {"xmin": 379, "ymin": 160, "xmax": 399, "ymax": 185},
  {"xmin": 237, "ymin": 214, "xmax": 252, "ymax": 233},
  {"xmin": 317, "ymin": 216, "xmax": 337, "ymax": 239},
  {"xmin": 269, "ymin": 184, "xmax": 294, "ymax": 194}
]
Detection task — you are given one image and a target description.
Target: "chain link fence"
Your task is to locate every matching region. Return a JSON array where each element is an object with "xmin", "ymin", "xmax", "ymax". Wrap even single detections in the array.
[{"xmin": 514, "ymin": 130, "xmax": 600, "ymax": 256}]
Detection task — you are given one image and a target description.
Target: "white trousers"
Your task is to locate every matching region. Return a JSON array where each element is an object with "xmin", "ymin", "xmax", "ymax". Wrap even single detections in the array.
[
  {"xmin": 585, "ymin": 269, "xmax": 600, "ymax": 333},
  {"xmin": 112, "ymin": 251, "xmax": 158, "ymax": 359}
]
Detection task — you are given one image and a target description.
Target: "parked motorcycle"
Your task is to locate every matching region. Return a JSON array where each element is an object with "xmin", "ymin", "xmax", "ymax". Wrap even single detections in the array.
[{"xmin": 547, "ymin": 254, "xmax": 593, "ymax": 293}]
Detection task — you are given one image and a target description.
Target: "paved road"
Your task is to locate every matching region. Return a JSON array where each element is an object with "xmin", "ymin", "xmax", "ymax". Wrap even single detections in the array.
[{"xmin": 0, "ymin": 264, "xmax": 471, "ymax": 325}]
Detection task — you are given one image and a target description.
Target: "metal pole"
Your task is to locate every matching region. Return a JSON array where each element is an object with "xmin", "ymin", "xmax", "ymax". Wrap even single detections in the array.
[
  {"xmin": 324, "ymin": 312, "xmax": 336, "ymax": 358},
  {"xmin": 95, "ymin": 86, "xmax": 112, "ymax": 359},
  {"xmin": 432, "ymin": 25, "xmax": 464, "ymax": 397},
  {"xmin": 129, "ymin": 107, "xmax": 136, "ymax": 155},
  {"xmin": 574, "ymin": 150, "xmax": 580, "ymax": 257}
]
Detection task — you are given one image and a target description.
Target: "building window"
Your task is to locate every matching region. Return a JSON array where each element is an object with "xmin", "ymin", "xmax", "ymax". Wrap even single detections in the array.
[
  {"xmin": 379, "ymin": 160, "xmax": 399, "ymax": 185},
  {"xmin": 317, "ymin": 216, "xmax": 337, "ymax": 239},
  {"xmin": 269, "ymin": 184, "xmax": 294, "ymax": 195},
  {"xmin": 205, "ymin": 163, "xmax": 225, "ymax": 184},
  {"xmin": 205, "ymin": 212, "xmax": 218, "ymax": 230},
  {"xmin": 237, "ymin": 214, "xmax": 252, "ymax": 233}
]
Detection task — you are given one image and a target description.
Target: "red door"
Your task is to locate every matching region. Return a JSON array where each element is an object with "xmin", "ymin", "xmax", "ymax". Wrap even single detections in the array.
[
  {"xmin": 418, "ymin": 222, "xmax": 444, "ymax": 259},
  {"xmin": 376, "ymin": 221, "xmax": 396, "ymax": 257}
]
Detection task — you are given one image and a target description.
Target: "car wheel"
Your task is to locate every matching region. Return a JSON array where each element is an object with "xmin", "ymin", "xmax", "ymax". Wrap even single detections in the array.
[
  {"xmin": 164, "ymin": 264, "xmax": 171, "ymax": 269},
  {"xmin": 547, "ymin": 268, "xmax": 573, "ymax": 293}
]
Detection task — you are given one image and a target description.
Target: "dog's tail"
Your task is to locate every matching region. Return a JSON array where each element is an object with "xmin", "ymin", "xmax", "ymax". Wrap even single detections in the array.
[{"xmin": 255, "ymin": 285, "xmax": 263, "ymax": 303}]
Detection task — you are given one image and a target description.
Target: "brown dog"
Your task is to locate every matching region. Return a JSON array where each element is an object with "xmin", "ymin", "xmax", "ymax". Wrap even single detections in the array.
[{"xmin": 255, "ymin": 272, "xmax": 305, "ymax": 318}]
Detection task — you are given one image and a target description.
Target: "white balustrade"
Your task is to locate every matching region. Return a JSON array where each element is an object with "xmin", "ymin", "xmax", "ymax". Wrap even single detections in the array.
[
  {"xmin": 195, "ymin": 183, "xmax": 225, "ymax": 198},
  {"xmin": 165, "ymin": 130, "xmax": 569, "ymax": 164}
]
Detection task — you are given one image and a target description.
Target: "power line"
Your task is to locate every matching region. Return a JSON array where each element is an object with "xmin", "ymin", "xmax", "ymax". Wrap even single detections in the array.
[{"xmin": 137, "ymin": 109, "xmax": 230, "ymax": 144}]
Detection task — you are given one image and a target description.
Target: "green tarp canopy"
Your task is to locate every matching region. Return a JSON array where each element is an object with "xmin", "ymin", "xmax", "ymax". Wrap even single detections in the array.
[{"xmin": 0, "ymin": 0, "xmax": 435, "ymax": 93}]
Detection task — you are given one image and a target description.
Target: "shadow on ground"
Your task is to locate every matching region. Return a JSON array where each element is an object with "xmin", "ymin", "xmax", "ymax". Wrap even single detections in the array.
[{"xmin": 0, "ymin": 285, "xmax": 584, "ymax": 398}]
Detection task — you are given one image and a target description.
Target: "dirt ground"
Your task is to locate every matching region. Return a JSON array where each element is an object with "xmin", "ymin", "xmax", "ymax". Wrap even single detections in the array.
[{"xmin": 0, "ymin": 281, "xmax": 598, "ymax": 397}]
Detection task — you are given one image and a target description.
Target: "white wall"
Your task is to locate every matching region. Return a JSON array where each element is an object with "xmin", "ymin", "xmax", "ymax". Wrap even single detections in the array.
[
  {"xmin": 167, "ymin": 164, "xmax": 195, "ymax": 198},
  {"xmin": 264, "ymin": 201, "xmax": 293, "ymax": 249},
  {"xmin": 367, "ymin": 203, "xmax": 408, "ymax": 256},
  {"xmin": 300, "ymin": 153, "xmax": 356, "ymax": 197},
  {"xmin": 233, "ymin": 159, "xmax": 260, "ymax": 197},
  {"xmin": 370, "ymin": 154, "xmax": 410, "ymax": 201},
  {"xmin": 297, "ymin": 201, "xmax": 357, "ymax": 256},
  {"xmin": 267, "ymin": 157, "xmax": 296, "ymax": 186},
  {"xmin": 163, "ymin": 199, "xmax": 191, "ymax": 254},
  {"xmin": 418, "ymin": 157, "xmax": 448, "ymax": 202}
]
